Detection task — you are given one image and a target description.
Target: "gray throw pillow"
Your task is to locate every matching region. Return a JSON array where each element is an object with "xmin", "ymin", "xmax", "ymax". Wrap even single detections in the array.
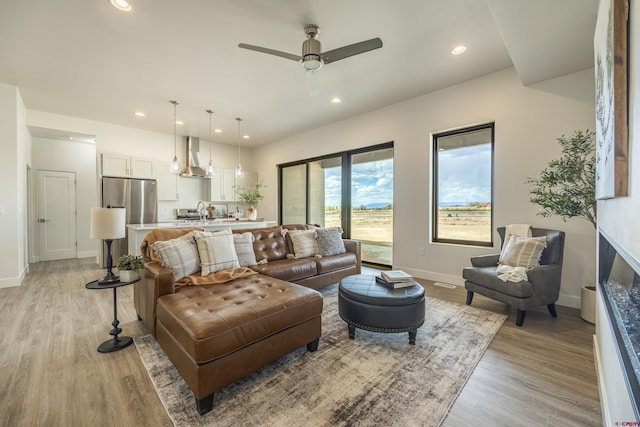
[{"xmin": 315, "ymin": 227, "xmax": 346, "ymax": 256}]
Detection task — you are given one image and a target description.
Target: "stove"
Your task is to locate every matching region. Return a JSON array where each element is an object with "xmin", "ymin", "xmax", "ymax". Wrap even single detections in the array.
[{"xmin": 176, "ymin": 208, "xmax": 201, "ymax": 220}]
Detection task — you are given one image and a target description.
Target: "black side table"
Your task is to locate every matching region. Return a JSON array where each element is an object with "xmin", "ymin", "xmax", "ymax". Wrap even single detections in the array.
[{"xmin": 86, "ymin": 278, "xmax": 140, "ymax": 353}]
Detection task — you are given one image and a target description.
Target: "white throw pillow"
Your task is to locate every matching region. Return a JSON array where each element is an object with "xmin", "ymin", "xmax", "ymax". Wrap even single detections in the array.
[
  {"xmin": 192, "ymin": 229, "xmax": 240, "ymax": 276},
  {"xmin": 288, "ymin": 229, "xmax": 321, "ymax": 258},
  {"xmin": 233, "ymin": 232, "xmax": 258, "ymax": 267},
  {"xmin": 152, "ymin": 232, "xmax": 200, "ymax": 280},
  {"xmin": 499, "ymin": 236, "xmax": 547, "ymax": 269}
]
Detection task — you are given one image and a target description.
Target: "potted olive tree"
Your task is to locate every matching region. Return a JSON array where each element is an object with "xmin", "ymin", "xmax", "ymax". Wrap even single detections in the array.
[
  {"xmin": 116, "ymin": 254, "xmax": 145, "ymax": 282},
  {"xmin": 526, "ymin": 129, "xmax": 596, "ymax": 228},
  {"xmin": 526, "ymin": 129, "xmax": 596, "ymax": 323},
  {"xmin": 235, "ymin": 182, "xmax": 266, "ymax": 220}
]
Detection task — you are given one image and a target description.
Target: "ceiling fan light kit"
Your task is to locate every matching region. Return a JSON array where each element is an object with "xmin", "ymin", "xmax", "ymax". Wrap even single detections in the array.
[{"xmin": 239, "ymin": 24, "xmax": 382, "ymax": 96}]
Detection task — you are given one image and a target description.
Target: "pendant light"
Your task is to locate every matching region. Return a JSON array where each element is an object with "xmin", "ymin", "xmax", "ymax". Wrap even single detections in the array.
[
  {"xmin": 205, "ymin": 109, "xmax": 215, "ymax": 176},
  {"xmin": 169, "ymin": 100, "xmax": 180, "ymax": 174},
  {"xmin": 235, "ymin": 117, "xmax": 243, "ymax": 177}
]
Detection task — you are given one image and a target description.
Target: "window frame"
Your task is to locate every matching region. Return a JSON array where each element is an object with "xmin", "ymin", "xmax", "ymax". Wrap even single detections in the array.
[{"xmin": 432, "ymin": 123, "xmax": 494, "ymax": 247}]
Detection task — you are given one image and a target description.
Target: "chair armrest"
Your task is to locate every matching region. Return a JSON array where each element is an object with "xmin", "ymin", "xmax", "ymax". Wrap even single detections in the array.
[
  {"xmin": 470, "ymin": 254, "xmax": 499, "ymax": 267},
  {"xmin": 133, "ymin": 262, "xmax": 176, "ymax": 336},
  {"xmin": 526, "ymin": 264, "xmax": 563, "ymax": 303},
  {"xmin": 343, "ymin": 239, "xmax": 362, "ymax": 273},
  {"xmin": 527, "ymin": 264, "xmax": 562, "ymax": 288}
]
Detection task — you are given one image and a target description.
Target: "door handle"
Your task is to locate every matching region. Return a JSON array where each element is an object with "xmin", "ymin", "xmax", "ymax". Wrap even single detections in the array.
[{"xmin": 38, "ymin": 219, "xmax": 50, "ymax": 223}]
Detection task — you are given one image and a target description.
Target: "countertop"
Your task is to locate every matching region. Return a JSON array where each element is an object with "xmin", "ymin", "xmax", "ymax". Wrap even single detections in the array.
[{"xmin": 127, "ymin": 220, "xmax": 276, "ymax": 231}]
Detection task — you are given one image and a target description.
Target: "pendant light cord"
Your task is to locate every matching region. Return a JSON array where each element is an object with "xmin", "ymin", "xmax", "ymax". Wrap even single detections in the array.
[
  {"xmin": 236, "ymin": 117, "xmax": 242, "ymax": 176},
  {"xmin": 173, "ymin": 101, "xmax": 178, "ymax": 157},
  {"xmin": 208, "ymin": 110, "xmax": 213, "ymax": 161}
]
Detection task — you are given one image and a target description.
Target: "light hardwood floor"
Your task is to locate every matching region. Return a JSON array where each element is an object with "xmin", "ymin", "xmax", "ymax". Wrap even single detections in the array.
[{"xmin": 0, "ymin": 260, "xmax": 601, "ymax": 426}]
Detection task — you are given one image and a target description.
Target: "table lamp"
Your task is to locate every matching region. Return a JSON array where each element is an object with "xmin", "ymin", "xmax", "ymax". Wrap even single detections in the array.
[{"xmin": 90, "ymin": 207, "xmax": 126, "ymax": 284}]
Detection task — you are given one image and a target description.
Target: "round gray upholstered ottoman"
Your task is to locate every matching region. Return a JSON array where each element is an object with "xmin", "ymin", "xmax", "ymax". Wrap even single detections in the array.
[{"xmin": 338, "ymin": 274, "xmax": 425, "ymax": 345}]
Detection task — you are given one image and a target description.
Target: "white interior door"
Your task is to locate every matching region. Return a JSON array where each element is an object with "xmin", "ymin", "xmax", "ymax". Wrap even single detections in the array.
[{"xmin": 38, "ymin": 170, "xmax": 77, "ymax": 261}]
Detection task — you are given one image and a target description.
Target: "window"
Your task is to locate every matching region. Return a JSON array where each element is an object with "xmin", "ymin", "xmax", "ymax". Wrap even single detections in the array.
[
  {"xmin": 432, "ymin": 123, "xmax": 493, "ymax": 246},
  {"xmin": 279, "ymin": 143, "xmax": 393, "ymax": 266}
]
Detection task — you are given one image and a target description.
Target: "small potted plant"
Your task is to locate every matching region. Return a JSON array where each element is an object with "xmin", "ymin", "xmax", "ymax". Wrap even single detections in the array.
[
  {"xmin": 235, "ymin": 182, "xmax": 266, "ymax": 221},
  {"xmin": 116, "ymin": 254, "xmax": 145, "ymax": 282}
]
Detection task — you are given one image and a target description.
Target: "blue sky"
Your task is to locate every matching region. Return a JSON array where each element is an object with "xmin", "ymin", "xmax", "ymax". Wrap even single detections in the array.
[{"xmin": 323, "ymin": 144, "xmax": 490, "ymax": 208}]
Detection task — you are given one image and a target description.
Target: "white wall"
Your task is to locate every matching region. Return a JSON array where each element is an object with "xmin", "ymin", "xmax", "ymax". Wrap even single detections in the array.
[
  {"xmin": 31, "ymin": 137, "xmax": 98, "ymax": 260},
  {"xmin": 255, "ymin": 67, "xmax": 596, "ymax": 307},
  {"xmin": 595, "ymin": 0, "xmax": 640, "ymax": 422},
  {"xmin": 0, "ymin": 83, "xmax": 30, "ymax": 288}
]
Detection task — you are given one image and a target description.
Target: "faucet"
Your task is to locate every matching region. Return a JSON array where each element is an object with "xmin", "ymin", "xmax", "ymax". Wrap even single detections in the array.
[{"xmin": 196, "ymin": 201, "xmax": 206, "ymax": 221}]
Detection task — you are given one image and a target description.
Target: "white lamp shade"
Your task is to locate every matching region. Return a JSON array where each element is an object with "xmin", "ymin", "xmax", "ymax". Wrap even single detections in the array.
[{"xmin": 90, "ymin": 207, "xmax": 126, "ymax": 240}]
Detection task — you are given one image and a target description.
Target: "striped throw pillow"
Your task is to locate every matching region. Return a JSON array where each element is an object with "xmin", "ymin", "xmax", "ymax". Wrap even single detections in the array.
[
  {"xmin": 288, "ymin": 229, "xmax": 320, "ymax": 258},
  {"xmin": 233, "ymin": 232, "xmax": 258, "ymax": 267},
  {"xmin": 152, "ymin": 232, "xmax": 200, "ymax": 280},
  {"xmin": 193, "ymin": 230, "xmax": 240, "ymax": 275},
  {"xmin": 499, "ymin": 236, "xmax": 547, "ymax": 269}
]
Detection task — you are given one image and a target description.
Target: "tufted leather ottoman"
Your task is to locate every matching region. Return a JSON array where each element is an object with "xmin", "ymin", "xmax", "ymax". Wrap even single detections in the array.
[
  {"xmin": 155, "ymin": 274, "xmax": 323, "ymax": 415},
  {"xmin": 338, "ymin": 274, "xmax": 425, "ymax": 345}
]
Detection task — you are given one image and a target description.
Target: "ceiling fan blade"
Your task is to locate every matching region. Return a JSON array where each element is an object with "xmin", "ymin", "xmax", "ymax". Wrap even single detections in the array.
[
  {"xmin": 238, "ymin": 43, "xmax": 301, "ymax": 62},
  {"xmin": 321, "ymin": 38, "xmax": 383, "ymax": 64},
  {"xmin": 307, "ymin": 70, "xmax": 319, "ymax": 96}
]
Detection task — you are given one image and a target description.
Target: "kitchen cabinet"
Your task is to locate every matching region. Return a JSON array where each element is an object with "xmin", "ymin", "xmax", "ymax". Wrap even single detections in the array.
[
  {"xmin": 210, "ymin": 169, "xmax": 236, "ymax": 202},
  {"xmin": 209, "ymin": 169, "xmax": 258, "ymax": 202},
  {"xmin": 102, "ymin": 153, "xmax": 154, "ymax": 178},
  {"xmin": 156, "ymin": 162, "xmax": 179, "ymax": 200}
]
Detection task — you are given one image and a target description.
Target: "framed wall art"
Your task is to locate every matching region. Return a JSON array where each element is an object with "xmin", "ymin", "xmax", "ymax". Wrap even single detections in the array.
[{"xmin": 594, "ymin": 0, "xmax": 629, "ymax": 199}]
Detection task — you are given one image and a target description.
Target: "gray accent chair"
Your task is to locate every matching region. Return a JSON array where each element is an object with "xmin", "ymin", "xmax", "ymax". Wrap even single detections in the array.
[{"xmin": 463, "ymin": 227, "xmax": 565, "ymax": 327}]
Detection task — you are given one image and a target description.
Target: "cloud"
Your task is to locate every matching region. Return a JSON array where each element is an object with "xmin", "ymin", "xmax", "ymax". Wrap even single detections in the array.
[
  {"xmin": 438, "ymin": 144, "xmax": 491, "ymax": 203},
  {"xmin": 324, "ymin": 159, "xmax": 394, "ymax": 207}
]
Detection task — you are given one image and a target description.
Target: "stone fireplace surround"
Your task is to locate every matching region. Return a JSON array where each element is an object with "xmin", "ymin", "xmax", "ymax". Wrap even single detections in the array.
[{"xmin": 599, "ymin": 230, "xmax": 640, "ymax": 418}]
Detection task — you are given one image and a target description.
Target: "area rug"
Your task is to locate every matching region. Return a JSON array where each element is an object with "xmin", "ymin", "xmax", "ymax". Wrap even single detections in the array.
[{"xmin": 134, "ymin": 284, "xmax": 506, "ymax": 427}]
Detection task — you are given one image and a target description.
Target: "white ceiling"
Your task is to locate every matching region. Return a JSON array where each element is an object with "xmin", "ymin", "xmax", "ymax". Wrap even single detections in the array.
[{"xmin": 0, "ymin": 0, "xmax": 598, "ymax": 146}]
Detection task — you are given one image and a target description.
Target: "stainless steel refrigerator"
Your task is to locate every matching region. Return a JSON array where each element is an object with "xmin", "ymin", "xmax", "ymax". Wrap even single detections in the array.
[{"xmin": 102, "ymin": 176, "xmax": 158, "ymax": 266}]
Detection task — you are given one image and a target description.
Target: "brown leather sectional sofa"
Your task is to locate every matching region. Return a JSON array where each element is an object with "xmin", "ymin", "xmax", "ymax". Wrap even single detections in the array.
[{"xmin": 133, "ymin": 224, "xmax": 361, "ymax": 415}]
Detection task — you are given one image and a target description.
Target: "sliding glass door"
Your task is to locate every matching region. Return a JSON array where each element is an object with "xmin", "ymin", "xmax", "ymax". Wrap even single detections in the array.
[
  {"xmin": 351, "ymin": 147, "xmax": 394, "ymax": 265},
  {"xmin": 281, "ymin": 164, "xmax": 306, "ymax": 225},
  {"xmin": 279, "ymin": 142, "xmax": 393, "ymax": 266}
]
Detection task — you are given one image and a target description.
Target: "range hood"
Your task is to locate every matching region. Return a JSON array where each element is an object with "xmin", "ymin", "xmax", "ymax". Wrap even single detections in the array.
[{"xmin": 180, "ymin": 136, "xmax": 208, "ymax": 177}]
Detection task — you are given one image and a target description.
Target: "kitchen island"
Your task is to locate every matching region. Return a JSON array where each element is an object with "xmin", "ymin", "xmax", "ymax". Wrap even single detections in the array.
[{"xmin": 127, "ymin": 220, "xmax": 276, "ymax": 256}]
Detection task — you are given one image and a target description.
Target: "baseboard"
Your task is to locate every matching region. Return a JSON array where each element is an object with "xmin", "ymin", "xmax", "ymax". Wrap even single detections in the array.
[
  {"xmin": 557, "ymin": 293, "xmax": 581, "ymax": 309},
  {"xmin": 392, "ymin": 265, "xmax": 464, "ymax": 287},
  {"xmin": 594, "ymin": 334, "xmax": 611, "ymax": 426},
  {"xmin": 0, "ymin": 264, "xmax": 28, "ymax": 288}
]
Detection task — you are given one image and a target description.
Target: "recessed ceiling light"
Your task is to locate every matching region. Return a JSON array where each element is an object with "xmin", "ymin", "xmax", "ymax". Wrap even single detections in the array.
[
  {"xmin": 243, "ymin": 135, "xmax": 250, "ymax": 139},
  {"xmin": 331, "ymin": 97, "xmax": 342, "ymax": 103},
  {"xmin": 176, "ymin": 120, "xmax": 184, "ymax": 125},
  {"xmin": 134, "ymin": 111, "xmax": 145, "ymax": 117},
  {"xmin": 214, "ymin": 129, "xmax": 222, "ymax": 133},
  {"xmin": 451, "ymin": 44, "xmax": 467, "ymax": 55},
  {"xmin": 109, "ymin": 0, "xmax": 132, "ymax": 12}
]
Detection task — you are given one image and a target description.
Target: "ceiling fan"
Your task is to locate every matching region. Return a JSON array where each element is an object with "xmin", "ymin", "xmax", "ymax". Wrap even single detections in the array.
[{"xmin": 238, "ymin": 24, "xmax": 383, "ymax": 96}]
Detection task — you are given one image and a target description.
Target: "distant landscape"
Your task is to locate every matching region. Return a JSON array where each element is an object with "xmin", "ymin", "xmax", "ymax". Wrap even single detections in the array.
[
  {"xmin": 324, "ymin": 202, "xmax": 491, "ymax": 264},
  {"xmin": 436, "ymin": 204, "xmax": 491, "ymax": 242}
]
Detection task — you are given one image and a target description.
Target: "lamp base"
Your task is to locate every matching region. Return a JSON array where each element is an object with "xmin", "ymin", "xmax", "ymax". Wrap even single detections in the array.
[{"xmin": 98, "ymin": 271, "xmax": 120, "ymax": 285}]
